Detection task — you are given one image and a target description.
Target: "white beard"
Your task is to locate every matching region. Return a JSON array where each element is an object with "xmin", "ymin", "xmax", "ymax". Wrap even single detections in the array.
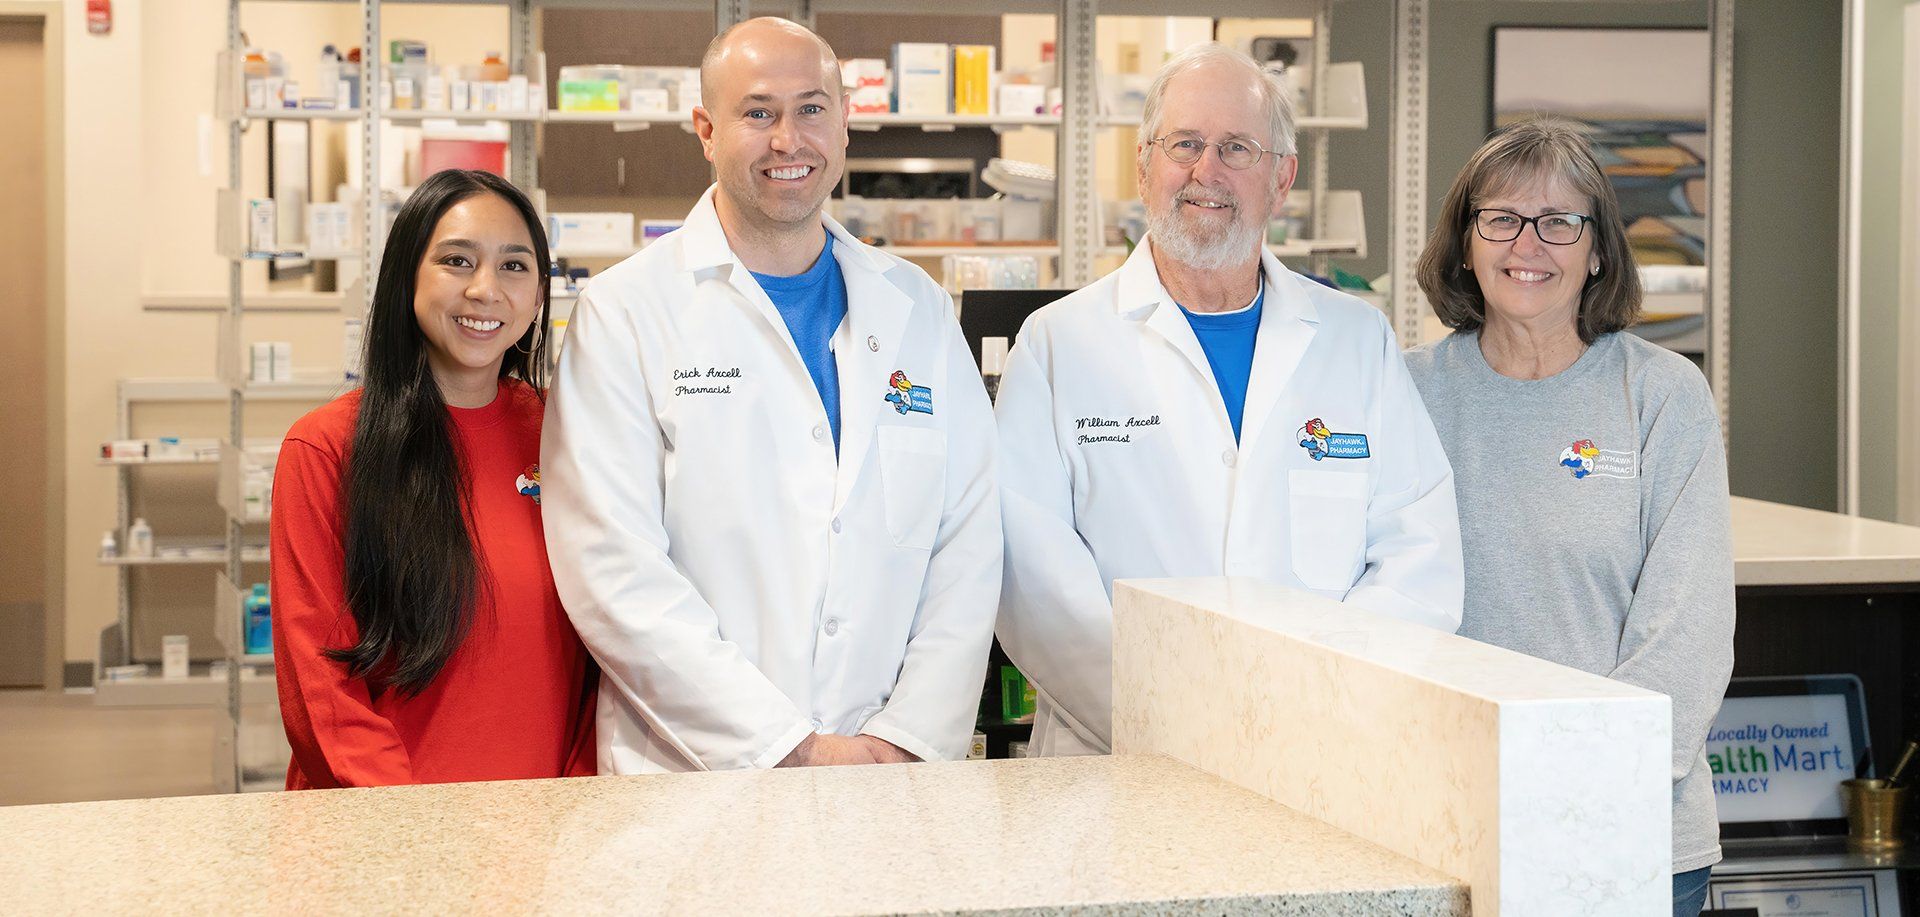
[{"xmin": 1144, "ymin": 190, "xmax": 1265, "ymax": 272}]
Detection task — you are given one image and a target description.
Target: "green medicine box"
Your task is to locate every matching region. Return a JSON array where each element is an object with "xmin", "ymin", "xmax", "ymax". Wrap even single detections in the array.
[
  {"xmin": 557, "ymin": 79, "xmax": 622, "ymax": 112},
  {"xmin": 999, "ymin": 665, "xmax": 1036, "ymax": 722}
]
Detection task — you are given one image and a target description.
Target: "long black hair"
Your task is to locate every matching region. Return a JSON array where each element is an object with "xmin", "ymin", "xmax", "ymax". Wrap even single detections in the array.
[{"xmin": 329, "ymin": 169, "xmax": 552, "ymax": 695}]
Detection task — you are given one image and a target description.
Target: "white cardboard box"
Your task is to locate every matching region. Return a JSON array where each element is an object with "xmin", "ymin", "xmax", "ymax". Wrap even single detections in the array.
[
  {"xmin": 892, "ymin": 43, "xmax": 950, "ymax": 116},
  {"xmin": 549, "ymin": 212, "xmax": 635, "ymax": 253}
]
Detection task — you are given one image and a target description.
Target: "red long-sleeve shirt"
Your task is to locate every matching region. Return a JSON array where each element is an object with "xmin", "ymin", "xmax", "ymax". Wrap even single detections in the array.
[{"xmin": 270, "ymin": 380, "xmax": 596, "ymax": 789}]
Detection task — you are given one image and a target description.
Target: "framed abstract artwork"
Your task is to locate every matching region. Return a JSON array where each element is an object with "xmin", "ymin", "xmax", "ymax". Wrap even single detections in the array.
[{"xmin": 1491, "ymin": 26, "xmax": 1710, "ymax": 271}]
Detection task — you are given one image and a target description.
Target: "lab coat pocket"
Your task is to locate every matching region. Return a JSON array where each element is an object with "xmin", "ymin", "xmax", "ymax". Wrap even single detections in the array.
[
  {"xmin": 1288, "ymin": 469, "xmax": 1368, "ymax": 591},
  {"xmin": 877, "ymin": 426, "xmax": 947, "ymax": 550}
]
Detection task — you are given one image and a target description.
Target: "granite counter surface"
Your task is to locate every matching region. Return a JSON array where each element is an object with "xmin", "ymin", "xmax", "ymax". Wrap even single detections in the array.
[{"xmin": 3, "ymin": 754, "xmax": 1465, "ymax": 916}]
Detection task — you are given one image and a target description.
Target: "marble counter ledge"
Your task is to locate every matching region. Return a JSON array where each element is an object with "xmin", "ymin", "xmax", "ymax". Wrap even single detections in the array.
[
  {"xmin": 1733, "ymin": 497, "xmax": 1920, "ymax": 587},
  {"xmin": 1112, "ymin": 577, "xmax": 1671, "ymax": 915},
  {"xmin": 2, "ymin": 754, "xmax": 1466, "ymax": 916}
]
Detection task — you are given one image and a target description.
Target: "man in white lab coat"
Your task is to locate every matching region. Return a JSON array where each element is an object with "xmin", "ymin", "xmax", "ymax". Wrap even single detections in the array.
[
  {"xmin": 995, "ymin": 44, "xmax": 1463, "ymax": 757},
  {"xmin": 542, "ymin": 18, "xmax": 1001, "ymax": 774}
]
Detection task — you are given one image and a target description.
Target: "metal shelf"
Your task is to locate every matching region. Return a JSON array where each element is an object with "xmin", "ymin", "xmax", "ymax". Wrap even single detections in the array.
[
  {"xmin": 853, "ymin": 112, "xmax": 1060, "ymax": 131},
  {"xmin": 95, "ymin": 673, "xmax": 230, "ymax": 707},
  {"xmin": 99, "ymin": 544, "xmax": 269, "ymax": 567},
  {"xmin": 97, "ymin": 454, "xmax": 221, "ymax": 467},
  {"xmin": 382, "ymin": 108, "xmax": 541, "ymax": 123},
  {"xmin": 239, "ymin": 379, "xmax": 347, "ymax": 401},
  {"xmin": 119, "ymin": 377, "xmax": 345, "ymax": 403},
  {"xmin": 544, "ymin": 110, "xmax": 693, "ymax": 131},
  {"xmin": 885, "ymin": 244, "xmax": 1061, "ymax": 257},
  {"xmin": 558, "ymin": 243, "xmax": 1069, "ymax": 260},
  {"xmin": 245, "ymin": 0, "xmax": 709, "ymax": 8},
  {"xmin": 234, "ymin": 250, "xmax": 360, "ymax": 262},
  {"xmin": 141, "ymin": 292, "xmax": 352, "ymax": 313},
  {"xmin": 94, "ymin": 670, "xmax": 277, "ymax": 708},
  {"xmin": 871, "ymin": 241, "xmax": 1367, "ymax": 258},
  {"xmin": 1096, "ymin": 114, "xmax": 1366, "ymax": 131},
  {"xmin": 240, "ymin": 108, "xmax": 360, "ymax": 121},
  {"xmin": 1270, "ymin": 239, "xmax": 1363, "ymax": 257},
  {"xmin": 542, "ymin": 110, "xmax": 1366, "ymax": 133}
]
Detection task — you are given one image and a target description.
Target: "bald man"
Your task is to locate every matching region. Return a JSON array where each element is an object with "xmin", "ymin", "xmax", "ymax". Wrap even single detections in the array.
[{"xmin": 543, "ymin": 18, "xmax": 1002, "ymax": 774}]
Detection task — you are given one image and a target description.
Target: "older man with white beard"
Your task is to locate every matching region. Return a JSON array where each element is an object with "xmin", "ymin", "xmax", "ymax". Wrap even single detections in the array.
[{"xmin": 992, "ymin": 43, "xmax": 1464, "ymax": 757}]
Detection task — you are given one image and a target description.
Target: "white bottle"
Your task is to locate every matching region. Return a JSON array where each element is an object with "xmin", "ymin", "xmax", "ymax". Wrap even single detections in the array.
[
  {"xmin": 99, "ymin": 530, "xmax": 118, "ymax": 559},
  {"xmin": 424, "ymin": 71, "xmax": 448, "ymax": 111},
  {"xmin": 127, "ymin": 518, "xmax": 154, "ymax": 559},
  {"xmin": 161, "ymin": 635, "xmax": 190, "ymax": 681}
]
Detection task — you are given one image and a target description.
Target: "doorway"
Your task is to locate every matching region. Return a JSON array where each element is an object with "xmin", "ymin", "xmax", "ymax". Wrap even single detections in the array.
[{"xmin": 0, "ymin": 14, "xmax": 48, "ymax": 687}]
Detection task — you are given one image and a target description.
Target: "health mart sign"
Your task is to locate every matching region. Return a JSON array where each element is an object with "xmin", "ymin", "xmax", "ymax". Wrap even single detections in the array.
[{"xmin": 1708, "ymin": 694, "xmax": 1857, "ymax": 822}]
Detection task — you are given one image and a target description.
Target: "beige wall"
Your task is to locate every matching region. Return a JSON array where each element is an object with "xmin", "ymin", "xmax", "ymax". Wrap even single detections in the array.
[
  {"xmin": 59, "ymin": 1, "xmax": 505, "ymax": 665},
  {"xmin": 59, "ymin": 0, "xmax": 139, "ymax": 664}
]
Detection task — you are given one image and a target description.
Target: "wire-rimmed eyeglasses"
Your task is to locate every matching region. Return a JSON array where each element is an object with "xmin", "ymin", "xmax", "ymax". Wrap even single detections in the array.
[{"xmin": 1147, "ymin": 130, "xmax": 1275, "ymax": 170}]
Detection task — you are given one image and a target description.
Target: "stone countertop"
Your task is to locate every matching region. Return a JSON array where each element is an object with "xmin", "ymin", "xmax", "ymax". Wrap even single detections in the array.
[
  {"xmin": 3, "ymin": 754, "xmax": 1465, "ymax": 916},
  {"xmin": 1733, "ymin": 497, "xmax": 1920, "ymax": 587}
]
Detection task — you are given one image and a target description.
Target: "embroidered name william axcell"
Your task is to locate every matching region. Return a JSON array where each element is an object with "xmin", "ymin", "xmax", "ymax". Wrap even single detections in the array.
[{"xmin": 1074, "ymin": 414, "xmax": 1159, "ymax": 445}]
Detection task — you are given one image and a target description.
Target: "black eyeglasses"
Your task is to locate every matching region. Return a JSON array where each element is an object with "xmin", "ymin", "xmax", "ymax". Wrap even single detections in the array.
[
  {"xmin": 1471, "ymin": 208, "xmax": 1592, "ymax": 246},
  {"xmin": 1147, "ymin": 130, "xmax": 1275, "ymax": 170}
]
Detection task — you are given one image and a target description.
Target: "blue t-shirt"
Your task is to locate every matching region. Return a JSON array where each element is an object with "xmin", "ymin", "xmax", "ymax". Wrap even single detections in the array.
[
  {"xmin": 751, "ymin": 234, "xmax": 850, "ymax": 449},
  {"xmin": 1180, "ymin": 286, "xmax": 1265, "ymax": 443}
]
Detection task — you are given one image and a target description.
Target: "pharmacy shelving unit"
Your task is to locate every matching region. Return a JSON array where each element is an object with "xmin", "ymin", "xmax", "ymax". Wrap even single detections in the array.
[
  {"xmin": 969, "ymin": 0, "xmax": 1374, "ymax": 287},
  {"xmin": 95, "ymin": 379, "xmax": 331, "ymax": 686},
  {"xmin": 231, "ymin": 0, "xmax": 1736, "ymax": 416},
  {"xmin": 199, "ymin": 0, "xmax": 411, "ymax": 792},
  {"xmin": 227, "ymin": 0, "xmax": 1372, "ymax": 290},
  {"xmin": 93, "ymin": 374, "xmax": 345, "ymax": 789},
  {"xmin": 537, "ymin": 1, "xmax": 1370, "ymax": 282}
]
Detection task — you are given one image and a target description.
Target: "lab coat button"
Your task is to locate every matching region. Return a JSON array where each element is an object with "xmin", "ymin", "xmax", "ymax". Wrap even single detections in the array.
[
  {"xmin": 810, "ymin": 718, "xmax": 823, "ymax": 730},
  {"xmin": 831, "ymin": 518, "xmax": 842, "ymax": 534},
  {"xmin": 823, "ymin": 618, "xmax": 839, "ymax": 636},
  {"xmin": 812, "ymin": 423, "xmax": 827, "ymax": 442},
  {"xmin": 1221, "ymin": 450, "xmax": 1237, "ymax": 468}
]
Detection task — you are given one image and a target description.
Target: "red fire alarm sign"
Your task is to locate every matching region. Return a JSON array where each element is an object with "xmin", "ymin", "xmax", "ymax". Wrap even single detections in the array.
[{"xmin": 87, "ymin": 0, "xmax": 112, "ymax": 35}]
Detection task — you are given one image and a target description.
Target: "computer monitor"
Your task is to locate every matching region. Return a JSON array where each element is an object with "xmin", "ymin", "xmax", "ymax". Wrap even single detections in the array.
[
  {"xmin": 1710, "ymin": 674, "xmax": 1872, "ymax": 840},
  {"xmin": 956, "ymin": 289, "xmax": 1072, "ymax": 368}
]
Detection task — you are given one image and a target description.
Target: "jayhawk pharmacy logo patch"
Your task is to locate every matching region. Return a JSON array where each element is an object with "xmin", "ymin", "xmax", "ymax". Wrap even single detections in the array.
[
  {"xmin": 516, "ymin": 464, "xmax": 541, "ymax": 504},
  {"xmin": 884, "ymin": 370, "xmax": 934, "ymax": 415},
  {"xmin": 1558, "ymin": 440, "xmax": 1638, "ymax": 480},
  {"xmin": 1297, "ymin": 418, "xmax": 1370, "ymax": 461}
]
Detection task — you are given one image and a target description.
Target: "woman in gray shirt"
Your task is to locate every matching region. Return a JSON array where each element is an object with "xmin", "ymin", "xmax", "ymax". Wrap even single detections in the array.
[{"xmin": 1402, "ymin": 118, "xmax": 1734, "ymax": 917}]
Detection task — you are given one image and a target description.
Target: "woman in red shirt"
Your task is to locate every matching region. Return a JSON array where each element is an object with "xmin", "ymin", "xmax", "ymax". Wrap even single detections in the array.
[{"xmin": 272, "ymin": 169, "xmax": 595, "ymax": 788}]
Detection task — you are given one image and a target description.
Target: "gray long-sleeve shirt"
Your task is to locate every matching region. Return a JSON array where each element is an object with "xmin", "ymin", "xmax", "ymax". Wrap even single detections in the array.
[{"xmin": 1405, "ymin": 329, "xmax": 1735, "ymax": 873}]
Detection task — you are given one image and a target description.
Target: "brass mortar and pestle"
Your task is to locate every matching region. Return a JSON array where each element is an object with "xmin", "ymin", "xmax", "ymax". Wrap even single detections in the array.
[{"xmin": 1842, "ymin": 739, "xmax": 1918, "ymax": 851}]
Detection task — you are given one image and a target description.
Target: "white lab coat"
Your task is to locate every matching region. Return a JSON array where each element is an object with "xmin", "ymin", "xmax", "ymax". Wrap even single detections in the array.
[
  {"xmin": 995, "ymin": 238, "xmax": 1463, "ymax": 756},
  {"xmin": 543, "ymin": 187, "xmax": 1001, "ymax": 774}
]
